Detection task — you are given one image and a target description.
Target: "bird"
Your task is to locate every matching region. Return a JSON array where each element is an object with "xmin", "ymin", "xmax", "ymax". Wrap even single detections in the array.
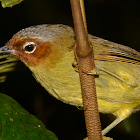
[{"xmin": 0, "ymin": 24, "xmax": 140, "ymax": 135}]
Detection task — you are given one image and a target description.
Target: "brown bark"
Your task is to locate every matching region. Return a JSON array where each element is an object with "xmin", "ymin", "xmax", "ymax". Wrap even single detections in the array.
[{"xmin": 70, "ymin": 0, "xmax": 102, "ymax": 139}]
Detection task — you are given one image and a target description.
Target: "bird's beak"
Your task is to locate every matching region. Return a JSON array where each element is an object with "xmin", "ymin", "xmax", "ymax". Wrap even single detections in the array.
[{"xmin": 0, "ymin": 46, "xmax": 17, "ymax": 55}]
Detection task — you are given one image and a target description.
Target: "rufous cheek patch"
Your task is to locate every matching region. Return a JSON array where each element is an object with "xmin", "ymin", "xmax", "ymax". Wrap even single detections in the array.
[
  {"xmin": 26, "ymin": 42, "xmax": 52, "ymax": 66},
  {"xmin": 6, "ymin": 38, "xmax": 52, "ymax": 67}
]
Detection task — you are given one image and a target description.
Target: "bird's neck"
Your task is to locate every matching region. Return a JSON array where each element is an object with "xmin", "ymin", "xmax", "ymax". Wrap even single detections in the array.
[{"xmin": 29, "ymin": 51, "xmax": 82, "ymax": 106}]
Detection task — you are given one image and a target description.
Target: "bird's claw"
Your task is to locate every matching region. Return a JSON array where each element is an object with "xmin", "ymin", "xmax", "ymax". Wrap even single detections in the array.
[
  {"xmin": 87, "ymin": 68, "xmax": 99, "ymax": 76},
  {"xmin": 72, "ymin": 62, "xmax": 79, "ymax": 72}
]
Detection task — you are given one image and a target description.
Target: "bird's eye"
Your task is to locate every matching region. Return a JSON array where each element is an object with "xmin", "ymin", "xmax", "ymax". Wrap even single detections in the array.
[{"xmin": 22, "ymin": 42, "xmax": 36, "ymax": 54}]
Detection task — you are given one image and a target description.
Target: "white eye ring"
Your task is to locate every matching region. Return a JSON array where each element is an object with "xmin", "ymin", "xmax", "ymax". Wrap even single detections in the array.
[{"xmin": 22, "ymin": 42, "xmax": 36, "ymax": 54}]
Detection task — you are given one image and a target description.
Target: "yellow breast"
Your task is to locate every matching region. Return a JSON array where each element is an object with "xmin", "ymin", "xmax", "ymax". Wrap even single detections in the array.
[{"xmin": 30, "ymin": 51, "xmax": 140, "ymax": 118}]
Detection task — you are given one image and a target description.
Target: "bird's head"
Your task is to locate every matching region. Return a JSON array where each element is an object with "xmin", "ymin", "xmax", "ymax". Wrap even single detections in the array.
[{"xmin": 0, "ymin": 24, "xmax": 75, "ymax": 68}]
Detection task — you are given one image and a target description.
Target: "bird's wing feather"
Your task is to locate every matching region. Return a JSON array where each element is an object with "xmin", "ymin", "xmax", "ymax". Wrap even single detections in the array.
[{"xmin": 89, "ymin": 35, "xmax": 140, "ymax": 64}]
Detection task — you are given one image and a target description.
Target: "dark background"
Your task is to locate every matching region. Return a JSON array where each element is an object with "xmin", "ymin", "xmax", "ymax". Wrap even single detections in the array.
[{"xmin": 0, "ymin": 0, "xmax": 140, "ymax": 139}]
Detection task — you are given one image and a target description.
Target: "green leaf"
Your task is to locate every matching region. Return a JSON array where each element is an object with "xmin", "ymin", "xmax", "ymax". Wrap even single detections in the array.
[
  {"xmin": 0, "ymin": 93, "xmax": 58, "ymax": 140},
  {"xmin": 0, "ymin": 55, "xmax": 17, "ymax": 83},
  {"xmin": 0, "ymin": 0, "xmax": 23, "ymax": 8}
]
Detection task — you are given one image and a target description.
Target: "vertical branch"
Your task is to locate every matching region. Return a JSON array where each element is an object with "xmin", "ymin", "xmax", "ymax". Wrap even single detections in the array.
[{"xmin": 70, "ymin": 0, "xmax": 102, "ymax": 140}]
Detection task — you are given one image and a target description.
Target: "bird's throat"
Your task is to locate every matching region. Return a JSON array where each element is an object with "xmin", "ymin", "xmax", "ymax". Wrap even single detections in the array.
[{"xmin": 29, "ymin": 51, "xmax": 83, "ymax": 106}]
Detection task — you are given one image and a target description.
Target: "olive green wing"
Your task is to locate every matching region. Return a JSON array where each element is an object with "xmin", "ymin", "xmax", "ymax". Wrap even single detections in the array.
[{"xmin": 89, "ymin": 35, "xmax": 140, "ymax": 64}]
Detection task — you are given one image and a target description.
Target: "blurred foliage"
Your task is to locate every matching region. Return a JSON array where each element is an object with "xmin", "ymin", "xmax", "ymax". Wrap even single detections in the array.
[
  {"xmin": 0, "ymin": 0, "xmax": 140, "ymax": 140},
  {"xmin": 0, "ymin": 93, "xmax": 58, "ymax": 140},
  {"xmin": 0, "ymin": 0, "xmax": 23, "ymax": 8},
  {"xmin": 0, "ymin": 55, "xmax": 17, "ymax": 82}
]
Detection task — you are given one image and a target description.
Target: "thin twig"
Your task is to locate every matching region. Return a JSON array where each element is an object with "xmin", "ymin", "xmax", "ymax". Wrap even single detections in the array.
[{"xmin": 79, "ymin": 0, "xmax": 88, "ymax": 33}]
